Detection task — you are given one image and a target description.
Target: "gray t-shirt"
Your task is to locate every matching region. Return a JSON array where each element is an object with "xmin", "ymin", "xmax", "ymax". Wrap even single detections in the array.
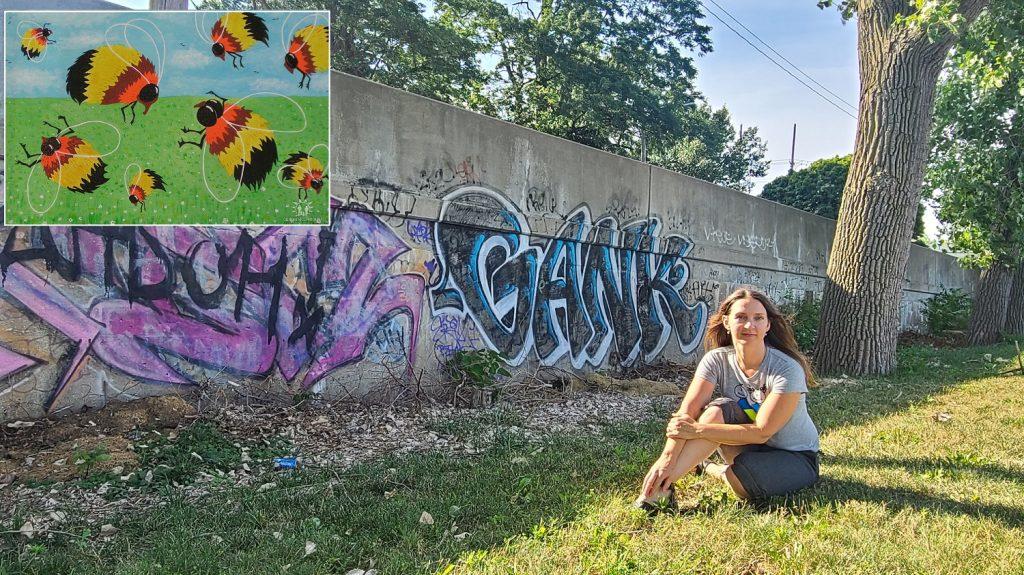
[{"xmin": 693, "ymin": 346, "xmax": 819, "ymax": 452}]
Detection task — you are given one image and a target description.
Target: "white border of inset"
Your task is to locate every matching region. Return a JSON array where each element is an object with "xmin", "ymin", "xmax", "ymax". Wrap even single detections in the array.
[{"xmin": 3, "ymin": 9, "xmax": 332, "ymax": 227}]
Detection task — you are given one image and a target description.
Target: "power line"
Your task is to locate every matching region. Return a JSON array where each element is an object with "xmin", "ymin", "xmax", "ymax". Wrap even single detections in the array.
[
  {"xmin": 702, "ymin": 0, "xmax": 859, "ymax": 114},
  {"xmin": 696, "ymin": 0, "xmax": 858, "ymax": 121}
]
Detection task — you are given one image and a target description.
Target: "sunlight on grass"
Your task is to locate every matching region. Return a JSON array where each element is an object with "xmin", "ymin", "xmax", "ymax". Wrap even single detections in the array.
[
  {"xmin": 437, "ymin": 344, "xmax": 1024, "ymax": 574},
  {"xmin": 2, "ymin": 341, "xmax": 1023, "ymax": 574}
]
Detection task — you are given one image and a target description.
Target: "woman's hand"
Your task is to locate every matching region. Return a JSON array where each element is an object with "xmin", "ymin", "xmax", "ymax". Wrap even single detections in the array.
[
  {"xmin": 640, "ymin": 453, "xmax": 676, "ymax": 499},
  {"xmin": 666, "ymin": 413, "xmax": 700, "ymax": 440}
]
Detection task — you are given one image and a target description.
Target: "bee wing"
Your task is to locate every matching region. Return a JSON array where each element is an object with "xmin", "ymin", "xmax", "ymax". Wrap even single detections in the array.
[
  {"xmin": 194, "ymin": 11, "xmax": 212, "ymax": 45},
  {"xmin": 222, "ymin": 92, "xmax": 308, "ymax": 136},
  {"xmin": 281, "ymin": 13, "xmax": 323, "ymax": 53},
  {"xmin": 103, "ymin": 19, "xmax": 166, "ymax": 84},
  {"xmin": 123, "ymin": 162, "xmax": 143, "ymax": 192},
  {"xmin": 62, "ymin": 120, "xmax": 123, "ymax": 158},
  {"xmin": 16, "ymin": 20, "xmax": 42, "ymax": 39},
  {"xmin": 23, "ymin": 159, "xmax": 66, "ymax": 216},
  {"xmin": 200, "ymin": 134, "xmax": 246, "ymax": 205}
]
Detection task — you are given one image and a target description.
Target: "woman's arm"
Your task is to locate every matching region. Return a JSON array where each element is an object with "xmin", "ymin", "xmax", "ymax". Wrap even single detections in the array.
[
  {"xmin": 660, "ymin": 377, "xmax": 715, "ymax": 456},
  {"xmin": 675, "ymin": 377, "xmax": 716, "ymax": 420},
  {"xmin": 668, "ymin": 391, "xmax": 801, "ymax": 445}
]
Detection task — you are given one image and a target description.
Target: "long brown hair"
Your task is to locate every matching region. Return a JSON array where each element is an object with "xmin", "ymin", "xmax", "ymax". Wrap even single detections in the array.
[{"xmin": 704, "ymin": 287, "xmax": 816, "ymax": 387}]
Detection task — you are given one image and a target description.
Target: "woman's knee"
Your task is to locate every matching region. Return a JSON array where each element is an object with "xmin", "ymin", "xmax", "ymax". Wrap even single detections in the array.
[{"xmin": 699, "ymin": 405, "xmax": 725, "ymax": 424}]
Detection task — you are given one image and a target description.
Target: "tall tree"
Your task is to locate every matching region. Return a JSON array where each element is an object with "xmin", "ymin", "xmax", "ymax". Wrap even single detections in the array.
[
  {"xmin": 436, "ymin": 0, "xmax": 767, "ymax": 190},
  {"xmin": 650, "ymin": 105, "xmax": 769, "ymax": 192},
  {"xmin": 813, "ymin": 0, "xmax": 988, "ymax": 375},
  {"xmin": 762, "ymin": 154, "xmax": 927, "ymax": 239},
  {"xmin": 926, "ymin": 0, "xmax": 1024, "ymax": 343},
  {"xmin": 1007, "ymin": 266, "xmax": 1024, "ymax": 336},
  {"xmin": 438, "ymin": 0, "xmax": 711, "ymax": 154},
  {"xmin": 197, "ymin": 0, "xmax": 489, "ymax": 107}
]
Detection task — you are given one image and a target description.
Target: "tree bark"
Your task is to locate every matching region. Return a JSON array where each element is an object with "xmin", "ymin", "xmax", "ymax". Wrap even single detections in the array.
[
  {"xmin": 968, "ymin": 265, "xmax": 1012, "ymax": 345},
  {"xmin": 813, "ymin": 0, "xmax": 989, "ymax": 375},
  {"xmin": 1005, "ymin": 264, "xmax": 1024, "ymax": 335}
]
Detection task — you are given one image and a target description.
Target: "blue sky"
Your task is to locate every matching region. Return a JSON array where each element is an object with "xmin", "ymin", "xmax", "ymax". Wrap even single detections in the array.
[
  {"xmin": 5, "ymin": 10, "xmax": 329, "ymax": 99},
  {"xmin": 694, "ymin": 1, "xmax": 858, "ymax": 192}
]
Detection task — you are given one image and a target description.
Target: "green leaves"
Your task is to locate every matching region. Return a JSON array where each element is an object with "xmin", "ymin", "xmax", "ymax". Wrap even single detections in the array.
[
  {"xmin": 445, "ymin": 349, "xmax": 510, "ymax": 389},
  {"xmin": 926, "ymin": 0, "xmax": 1024, "ymax": 269},
  {"xmin": 760, "ymin": 155, "xmax": 851, "ymax": 219}
]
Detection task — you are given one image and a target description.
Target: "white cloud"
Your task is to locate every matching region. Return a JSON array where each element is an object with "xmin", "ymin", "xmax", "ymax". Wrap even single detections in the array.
[
  {"xmin": 250, "ymin": 76, "xmax": 297, "ymax": 93},
  {"xmin": 8, "ymin": 68, "xmax": 61, "ymax": 96},
  {"xmin": 169, "ymin": 47, "xmax": 208, "ymax": 71},
  {"xmin": 56, "ymin": 33, "xmax": 104, "ymax": 52}
]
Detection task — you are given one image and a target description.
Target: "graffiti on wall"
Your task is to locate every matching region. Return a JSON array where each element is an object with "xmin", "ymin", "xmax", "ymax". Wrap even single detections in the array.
[
  {"xmin": 429, "ymin": 186, "xmax": 708, "ymax": 368},
  {"xmin": 0, "ymin": 200, "xmax": 425, "ymax": 411}
]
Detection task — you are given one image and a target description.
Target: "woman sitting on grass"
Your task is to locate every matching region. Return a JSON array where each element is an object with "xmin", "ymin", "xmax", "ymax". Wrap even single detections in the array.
[{"xmin": 636, "ymin": 287, "xmax": 820, "ymax": 508}]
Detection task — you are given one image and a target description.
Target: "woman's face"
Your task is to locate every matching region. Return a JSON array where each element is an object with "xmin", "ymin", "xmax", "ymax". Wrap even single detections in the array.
[{"xmin": 728, "ymin": 297, "xmax": 771, "ymax": 344}]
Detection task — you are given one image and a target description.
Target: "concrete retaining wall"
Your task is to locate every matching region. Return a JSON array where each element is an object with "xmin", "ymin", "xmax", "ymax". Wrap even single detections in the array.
[{"xmin": 0, "ymin": 71, "xmax": 976, "ymax": 420}]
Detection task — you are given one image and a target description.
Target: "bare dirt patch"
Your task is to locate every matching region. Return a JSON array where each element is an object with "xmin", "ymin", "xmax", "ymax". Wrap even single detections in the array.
[{"xmin": 0, "ymin": 395, "xmax": 196, "ymax": 483}]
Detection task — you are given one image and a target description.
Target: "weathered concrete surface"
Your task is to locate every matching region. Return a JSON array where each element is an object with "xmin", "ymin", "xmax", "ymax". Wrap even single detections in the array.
[{"xmin": 0, "ymin": 70, "xmax": 975, "ymax": 421}]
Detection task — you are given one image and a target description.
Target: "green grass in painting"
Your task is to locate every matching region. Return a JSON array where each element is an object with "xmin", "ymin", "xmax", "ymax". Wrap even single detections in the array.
[{"xmin": 4, "ymin": 96, "xmax": 329, "ymax": 225}]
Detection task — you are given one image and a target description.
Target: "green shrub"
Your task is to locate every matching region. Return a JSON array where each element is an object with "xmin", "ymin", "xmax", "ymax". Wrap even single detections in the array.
[
  {"xmin": 922, "ymin": 288, "xmax": 971, "ymax": 335},
  {"xmin": 445, "ymin": 349, "xmax": 510, "ymax": 389},
  {"xmin": 779, "ymin": 296, "xmax": 821, "ymax": 353}
]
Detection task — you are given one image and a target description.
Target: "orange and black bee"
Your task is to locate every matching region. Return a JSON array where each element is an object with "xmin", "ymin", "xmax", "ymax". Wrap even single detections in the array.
[
  {"xmin": 283, "ymin": 24, "xmax": 329, "ymax": 89},
  {"xmin": 15, "ymin": 115, "xmax": 109, "ymax": 194},
  {"xmin": 126, "ymin": 168, "xmax": 166, "ymax": 210},
  {"xmin": 20, "ymin": 23, "xmax": 55, "ymax": 60},
  {"xmin": 210, "ymin": 12, "xmax": 269, "ymax": 68},
  {"xmin": 178, "ymin": 91, "xmax": 278, "ymax": 190},
  {"xmin": 66, "ymin": 45, "xmax": 160, "ymax": 124},
  {"xmin": 280, "ymin": 152, "xmax": 327, "ymax": 199}
]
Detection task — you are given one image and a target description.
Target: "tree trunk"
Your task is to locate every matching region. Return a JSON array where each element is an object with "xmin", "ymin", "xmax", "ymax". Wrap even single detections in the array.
[
  {"xmin": 813, "ymin": 0, "xmax": 988, "ymax": 375},
  {"xmin": 1004, "ymin": 264, "xmax": 1024, "ymax": 335},
  {"xmin": 968, "ymin": 265, "xmax": 1012, "ymax": 345}
]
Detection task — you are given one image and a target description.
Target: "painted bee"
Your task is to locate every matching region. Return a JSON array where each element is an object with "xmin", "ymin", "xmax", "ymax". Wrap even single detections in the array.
[
  {"xmin": 20, "ymin": 22, "xmax": 55, "ymax": 61},
  {"xmin": 279, "ymin": 150, "xmax": 327, "ymax": 200},
  {"xmin": 125, "ymin": 167, "xmax": 166, "ymax": 210},
  {"xmin": 66, "ymin": 45, "xmax": 160, "ymax": 124},
  {"xmin": 210, "ymin": 12, "xmax": 269, "ymax": 68},
  {"xmin": 283, "ymin": 24, "xmax": 328, "ymax": 89},
  {"xmin": 15, "ymin": 115, "xmax": 110, "ymax": 196},
  {"xmin": 178, "ymin": 91, "xmax": 278, "ymax": 192}
]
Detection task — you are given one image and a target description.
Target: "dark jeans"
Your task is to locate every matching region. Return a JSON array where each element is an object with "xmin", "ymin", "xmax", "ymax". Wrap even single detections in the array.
[{"xmin": 706, "ymin": 397, "xmax": 820, "ymax": 499}]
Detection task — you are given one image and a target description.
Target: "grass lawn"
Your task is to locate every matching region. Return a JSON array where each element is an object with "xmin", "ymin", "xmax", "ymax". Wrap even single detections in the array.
[
  {"xmin": 2, "ymin": 340, "xmax": 1024, "ymax": 574},
  {"xmin": 4, "ymin": 96, "xmax": 329, "ymax": 226}
]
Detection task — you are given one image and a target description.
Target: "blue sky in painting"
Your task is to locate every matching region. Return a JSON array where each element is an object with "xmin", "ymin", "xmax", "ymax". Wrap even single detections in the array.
[{"xmin": 4, "ymin": 10, "xmax": 329, "ymax": 99}]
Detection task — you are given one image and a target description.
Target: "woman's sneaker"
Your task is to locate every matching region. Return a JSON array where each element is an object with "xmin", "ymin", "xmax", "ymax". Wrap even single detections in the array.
[{"xmin": 632, "ymin": 484, "xmax": 677, "ymax": 515}]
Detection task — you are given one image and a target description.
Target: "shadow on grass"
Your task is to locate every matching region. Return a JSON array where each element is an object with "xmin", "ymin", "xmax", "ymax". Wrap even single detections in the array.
[
  {"xmin": 810, "ymin": 339, "xmax": 1023, "ymax": 434},
  {"xmin": 0, "ymin": 425, "xmax": 665, "ymax": 575},
  {"xmin": 824, "ymin": 453, "xmax": 1024, "ymax": 485},
  {"xmin": 739, "ymin": 475, "xmax": 1024, "ymax": 530}
]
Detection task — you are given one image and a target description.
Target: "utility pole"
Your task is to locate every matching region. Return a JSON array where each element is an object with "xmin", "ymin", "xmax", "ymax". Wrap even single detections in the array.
[{"xmin": 789, "ymin": 123, "xmax": 797, "ymax": 173}]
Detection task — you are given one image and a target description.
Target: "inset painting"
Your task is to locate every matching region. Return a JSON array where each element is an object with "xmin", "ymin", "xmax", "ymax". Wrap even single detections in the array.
[{"xmin": 4, "ymin": 10, "xmax": 330, "ymax": 225}]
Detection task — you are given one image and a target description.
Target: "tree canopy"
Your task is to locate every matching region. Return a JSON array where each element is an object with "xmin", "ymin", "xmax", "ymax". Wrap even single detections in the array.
[
  {"xmin": 761, "ymin": 154, "xmax": 926, "ymax": 238},
  {"xmin": 760, "ymin": 155, "xmax": 850, "ymax": 218},
  {"xmin": 926, "ymin": 0, "xmax": 1024, "ymax": 270},
  {"xmin": 202, "ymin": 0, "xmax": 768, "ymax": 191},
  {"xmin": 438, "ymin": 0, "xmax": 769, "ymax": 190}
]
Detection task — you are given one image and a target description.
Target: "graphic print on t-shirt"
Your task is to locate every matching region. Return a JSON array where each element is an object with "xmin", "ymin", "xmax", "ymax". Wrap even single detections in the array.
[{"xmin": 733, "ymin": 382, "xmax": 767, "ymax": 422}]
